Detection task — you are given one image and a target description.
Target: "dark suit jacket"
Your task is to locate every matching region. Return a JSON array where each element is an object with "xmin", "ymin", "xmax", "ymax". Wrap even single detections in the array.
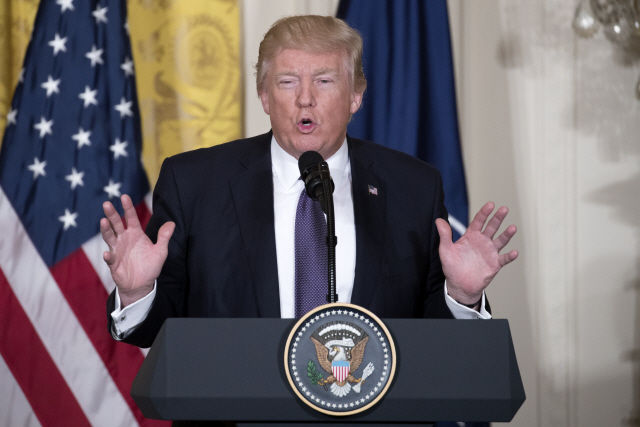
[{"xmin": 107, "ymin": 132, "xmax": 454, "ymax": 348}]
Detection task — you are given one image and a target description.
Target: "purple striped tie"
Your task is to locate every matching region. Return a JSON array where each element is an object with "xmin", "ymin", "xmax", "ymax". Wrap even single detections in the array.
[{"xmin": 294, "ymin": 189, "xmax": 327, "ymax": 318}]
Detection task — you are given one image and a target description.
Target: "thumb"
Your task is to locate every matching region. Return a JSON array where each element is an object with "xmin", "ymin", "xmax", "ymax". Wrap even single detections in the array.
[
  {"xmin": 435, "ymin": 218, "xmax": 453, "ymax": 249},
  {"xmin": 156, "ymin": 221, "xmax": 175, "ymax": 248}
]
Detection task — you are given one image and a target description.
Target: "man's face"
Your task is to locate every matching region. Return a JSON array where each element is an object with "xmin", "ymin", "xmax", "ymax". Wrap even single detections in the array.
[{"xmin": 260, "ymin": 49, "xmax": 363, "ymax": 160}]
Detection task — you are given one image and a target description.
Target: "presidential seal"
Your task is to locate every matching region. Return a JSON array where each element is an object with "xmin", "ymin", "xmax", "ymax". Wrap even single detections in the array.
[{"xmin": 284, "ymin": 303, "xmax": 396, "ymax": 416}]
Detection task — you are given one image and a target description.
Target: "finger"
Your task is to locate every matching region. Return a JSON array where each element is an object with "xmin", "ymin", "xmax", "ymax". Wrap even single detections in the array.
[
  {"xmin": 155, "ymin": 222, "xmax": 176, "ymax": 250},
  {"xmin": 494, "ymin": 224, "xmax": 517, "ymax": 251},
  {"xmin": 499, "ymin": 249, "xmax": 519, "ymax": 267},
  {"xmin": 103, "ymin": 250, "xmax": 114, "ymax": 265},
  {"xmin": 100, "ymin": 217, "xmax": 117, "ymax": 248},
  {"xmin": 121, "ymin": 194, "xmax": 141, "ymax": 230},
  {"xmin": 483, "ymin": 206, "xmax": 509, "ymax": 239},
  {"xmin": 103, "ymin": 200, "xmax": 125, "ymax": 235},
  {"xmin": 435, "ymin": 218, "xmax": 453, "ymax": 250},
  {"xmin": 468, "ymin": 201, "xmax": 495, "ymax": 232}
]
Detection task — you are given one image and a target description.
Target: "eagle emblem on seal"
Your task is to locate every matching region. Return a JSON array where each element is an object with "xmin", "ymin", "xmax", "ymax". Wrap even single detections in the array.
[{"xmin": 308, "ymin": 321, "xmax": 375, "ymax": 397}]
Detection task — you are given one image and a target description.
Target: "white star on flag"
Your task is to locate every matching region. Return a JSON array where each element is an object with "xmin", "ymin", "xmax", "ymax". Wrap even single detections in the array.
[
  {"xmin": 109, "ymin": 138, "xmax": 128, "ymax": 159},
  {"xmin": 18, "ymin": 67, "xmax": 24, "ymax": 82},
  {"xmin": 120, "ymin": 57, "xmax": 134, "ymax": 76},
  {"xmin": 33, "ymin": 116, "xmax": 54, "ymax": 138},
  {"xmin": 65, "ymin": 167, "xmax": 85, "ymax": 190},
  {"xmin": 41, "ymin": 75, "xmax": 61, "ymax": 97},
  {"xmin": 85, "ymin": 45, "xmax": 104, "ymax": 67},
  {"xmin": 27, "ymin": 157, "xmax": 47, "ymax": 179},
  {"xmin": 114, "ymin": 97, "xmax": 133, "ymax": 118},
  {"xmin": 7, "ymin": 109, "xmax": 17, "ymax": 125},
  {"xmin": 72, "ymin": 127, "xmax": 92, "ymax": 148},
  {"xmin": 58, "ymin": 209, "xmax": 78, "ymax": 230},
  {"xmin": 48, "ymin": 33, "xmax": 68, "ymax": 56},
  {"xmin": 92, "ymin": 5, "xmax": 108, "ymax": 24},
  {"xmin": 124, "ymin": 20, "xmax": 129, "ymax": 35},
  {"xmin": 78, "ymin": 86, "xmax": 98, "ymax": 107},
  {"xmin": 56, "ymin": 0, "xmax": 74, "ymax": 12},
  {"xmin": 103, "ymin": 179, "xmax": 122, "ymax": 199}
]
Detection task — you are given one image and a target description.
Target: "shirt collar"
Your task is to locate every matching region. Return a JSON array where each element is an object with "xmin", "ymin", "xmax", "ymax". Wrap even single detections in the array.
[{"xmin": 270, "ymin": 136, "xmax": 349, "ymax": 192}]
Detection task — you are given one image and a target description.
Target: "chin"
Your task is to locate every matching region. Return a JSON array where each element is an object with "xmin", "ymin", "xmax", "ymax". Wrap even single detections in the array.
[{"xmin": 292, "ymin": 139, "xmax": 325, "ymax": 155}]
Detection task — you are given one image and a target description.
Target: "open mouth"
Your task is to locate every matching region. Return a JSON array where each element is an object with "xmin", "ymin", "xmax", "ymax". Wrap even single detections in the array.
[{"xmin": 298, "ymin": 118, "xmax": 316, "ymax": 133}]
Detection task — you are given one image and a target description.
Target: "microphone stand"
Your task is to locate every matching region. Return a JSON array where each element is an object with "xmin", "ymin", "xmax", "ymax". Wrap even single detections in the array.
[{"xmin": 318, "ymin": 162, "xmax": 338, "ymax": 304}]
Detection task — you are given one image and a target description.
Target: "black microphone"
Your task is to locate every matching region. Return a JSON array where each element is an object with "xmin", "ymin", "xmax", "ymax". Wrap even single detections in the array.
[
  {"xmin": 297, "ymin": 150, "xmax": 338, "ymax": 304},
  {"xmin": 298, "ymin": 151, "xmax": 335, "ymax": 213}
]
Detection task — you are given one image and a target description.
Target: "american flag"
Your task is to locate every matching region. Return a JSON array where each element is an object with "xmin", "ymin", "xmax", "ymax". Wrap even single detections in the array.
[{"xmin": 0, "ymin": 0, "xmax": 167, "ymax": 426}]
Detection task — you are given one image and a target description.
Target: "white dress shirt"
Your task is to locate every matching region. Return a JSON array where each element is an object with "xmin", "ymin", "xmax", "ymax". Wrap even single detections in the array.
[
  {"xmin": 111, "ymin": 137, "xmax": 489, "ymax": 339},
  {"xmin": 271, "ymin": 136, "xmax": 356, "ymax": 318}
]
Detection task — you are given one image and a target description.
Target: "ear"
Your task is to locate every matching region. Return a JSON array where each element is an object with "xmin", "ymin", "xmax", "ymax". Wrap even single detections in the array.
[
  {"xmin": 259, "ymin": 89, "xmax": 270, "ymax": 115},
  {"xmin": 350, "ymin": 90, "xmax": 363, "ymax": 114}
]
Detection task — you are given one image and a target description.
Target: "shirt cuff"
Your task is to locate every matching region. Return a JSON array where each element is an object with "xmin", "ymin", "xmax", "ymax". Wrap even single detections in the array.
[
  {"xmin": 110, "ymin": 283, "xmax": 156, "ymax": 340},
  {"xmin": 444, "ymin": 281, "xmax": 492, "ymax": 320}
]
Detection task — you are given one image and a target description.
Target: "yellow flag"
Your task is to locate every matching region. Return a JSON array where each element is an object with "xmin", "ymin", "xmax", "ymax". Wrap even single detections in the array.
[
  {"xmin": 0, "ymin": 0, "xmax": 38, "ymax": 149},
  {"xmin": 127, "ymin": 0, "xmax": 242, "ymax": 185}
]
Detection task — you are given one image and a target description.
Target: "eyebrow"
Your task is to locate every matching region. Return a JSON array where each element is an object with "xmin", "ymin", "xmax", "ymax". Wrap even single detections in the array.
[
  {"xmin": 313, "ymin": 67, "xmax": 339, "ymax": 77},
  {"xmin": 274, "ymin": 70, "xmax": 299, "ymax": 79},
  {"xmin": 273, "ymin": 68, "xmax": 340, "ymax": 79}
]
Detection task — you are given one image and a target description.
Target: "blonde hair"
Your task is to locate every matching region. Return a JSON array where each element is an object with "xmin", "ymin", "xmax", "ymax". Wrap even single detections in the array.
[{"xmin": 255, "ymin": 15, "xmax": 367, "ymax": 96}]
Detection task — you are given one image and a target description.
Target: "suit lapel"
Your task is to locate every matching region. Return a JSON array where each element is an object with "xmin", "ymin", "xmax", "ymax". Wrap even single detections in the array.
[
  {"xmin": 348, "ymin": 137, "xmax": 386, "ymax": 309},
  {"xmin": 227, "ymin": 134, "xmax": 387, "ymax": 316},
  {"xmin": 229, "ymin": 133, "xmax": 281, "ymax": 317}
]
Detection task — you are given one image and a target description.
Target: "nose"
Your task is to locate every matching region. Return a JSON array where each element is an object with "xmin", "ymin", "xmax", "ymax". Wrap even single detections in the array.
[{"xmin": 296, "ymin": 79, "xmax": 316, "ymax": 108}]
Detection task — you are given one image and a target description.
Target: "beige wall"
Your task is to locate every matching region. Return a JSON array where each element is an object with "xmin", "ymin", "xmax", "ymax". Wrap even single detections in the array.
[
  {"xmin": 449, "ymin": 1, "xmax": 640, "ymax": 426},
  {"xmin": 241, "ymin": 1, "xmax": 640, "ymax": 425}
]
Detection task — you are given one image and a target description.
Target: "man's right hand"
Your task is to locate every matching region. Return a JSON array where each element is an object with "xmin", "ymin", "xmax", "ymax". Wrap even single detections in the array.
[{"xmin": 100, "ymin": 194, "xmax": 175, "ymax": 308}]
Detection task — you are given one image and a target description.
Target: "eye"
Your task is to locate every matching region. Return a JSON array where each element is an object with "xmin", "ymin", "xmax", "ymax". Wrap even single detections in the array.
[{"xmin": 278, "ymin": 78, "xmax": 297, "ymax": 87}]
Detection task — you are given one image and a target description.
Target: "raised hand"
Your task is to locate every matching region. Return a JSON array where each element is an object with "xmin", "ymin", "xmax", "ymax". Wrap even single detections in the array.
[
  {"xmin": 100, "ymin": 194, "xmax": 175, "ymax": 307},
  {"xmin": 435, "ymin": 201, "xmax": 518, "ymax": 306}
]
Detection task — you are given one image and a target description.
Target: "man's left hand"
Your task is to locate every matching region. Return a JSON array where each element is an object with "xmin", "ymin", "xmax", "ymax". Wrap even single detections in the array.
[{"xmin": 435, "ymin": 201, "xmax": 519, "ymax": 306}]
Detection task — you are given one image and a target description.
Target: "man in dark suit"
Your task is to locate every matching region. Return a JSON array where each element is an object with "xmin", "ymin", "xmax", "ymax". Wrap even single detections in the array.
[{"xmin": 103, "ymin": 16, "xmax": 518, "ymax": 348}]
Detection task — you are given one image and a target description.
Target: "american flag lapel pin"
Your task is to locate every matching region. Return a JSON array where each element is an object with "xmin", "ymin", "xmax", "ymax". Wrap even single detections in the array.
[{"xmin": 368, "ymin": 184, "xmax": 378, "ymax": 196}]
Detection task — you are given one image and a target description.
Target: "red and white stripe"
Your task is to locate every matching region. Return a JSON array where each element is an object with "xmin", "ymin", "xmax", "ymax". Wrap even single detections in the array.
[
  {"xmin": 0, "ymin": 188, "xmax": 168, "ymax": 426},
  {"xmin": 332, "ymin": 365, "xmax": 350, "ymax": 383}
]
